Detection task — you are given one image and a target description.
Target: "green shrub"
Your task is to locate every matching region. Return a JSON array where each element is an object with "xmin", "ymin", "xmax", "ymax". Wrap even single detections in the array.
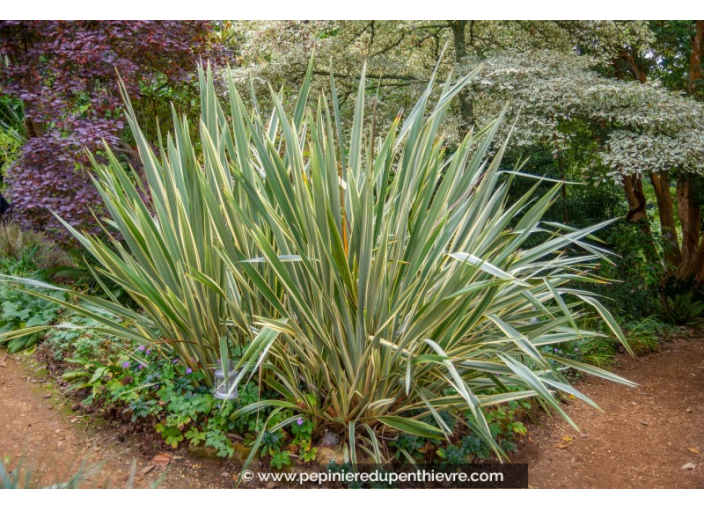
[
  {"xmin": 0, "ymin": 83, "xmax": 265, "ymax": 380},
  {"xmin": 43, "ymin": 313, "xmax": 118, "ymax": 361},
  {"xmin": 2, "ymin": 61, "xmax": 633, "ymax": 467},
  {"xmin": 0, "ymin": 221, "xmax": 73, "ymax": 274},
  {"xmin": 621, "ymin": 316, "xmax": 670, "ymax": 354},
  {"xmin": 202, "ymin": 63, "xmax": 633, "ymax": 465},
  {"xmin": 50, "ymin": 333, "xmax": 271, "ymax": 459},
  {"xmin": 0, "ymin": 272, "xmax": 65, "ymax": 353},
  {"xmin": 657, "ymin": 292, "xmax": 704, "ymax": 325},
  {"xmin": 0, "ymin": 96, "xmax": 24, "ymax": 184},
  {"xmin": 0, "ymin": 222, "xmax": 72, "ymax": 352},
  {"xmin": 589, "ymin": 222, "xmax": 665, "ymax": 320}
]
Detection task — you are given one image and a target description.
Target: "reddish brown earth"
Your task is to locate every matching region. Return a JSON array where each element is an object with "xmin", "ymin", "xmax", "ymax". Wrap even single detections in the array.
[
  {"xmin": 1, "ymin": 337, "xmax": 703, "ymax": 489},
  {"xmin": 0, "ymin": 352, "xmax": 234, "ymax": 488},
  {"xmin": 516, "ymin": 337, "xmax": 704, "ymax": 488}
]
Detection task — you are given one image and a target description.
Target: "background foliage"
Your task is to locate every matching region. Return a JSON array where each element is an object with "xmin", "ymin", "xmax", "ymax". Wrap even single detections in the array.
[
  {"xmin": 0, "ymin": 19, "xmax": 703, "ymax": 469},
  {"xmin": 0, "ymin": 21, "xmax": 221, "ymax": 238}
]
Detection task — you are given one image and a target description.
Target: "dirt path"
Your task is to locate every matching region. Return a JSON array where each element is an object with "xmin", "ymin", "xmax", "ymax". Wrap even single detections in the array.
[
  {"xmin": 0, "ymin": 351, "xmax": 232, "ymax": 488},
  {"xmin": 516, "ymin": 337, "xmax": 704, "ymax": 488},
  {"xmin": 1, "ymin": 338, "xmax": 703, "ymax": 489}
]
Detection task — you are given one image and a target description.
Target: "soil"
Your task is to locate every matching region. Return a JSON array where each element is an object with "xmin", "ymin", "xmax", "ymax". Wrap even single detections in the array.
[
  {"xmin": 0, "ymin": 351, "xmax": 236, "ymax": 488},
  {"xmin": 516, "ymin": 336, "xmax": 704, "ymax": 488},
  {"xmin": 1, "ymin": 336, "xmax": 703, "ymax": 489}
]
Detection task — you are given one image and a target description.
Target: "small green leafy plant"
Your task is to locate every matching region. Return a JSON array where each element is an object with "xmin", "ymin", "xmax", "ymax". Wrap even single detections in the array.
[
  {"xmin": 658, "ymin": 292, "xmax": 704, "ymax": 325},
  {"xmin": 291, "ymin": 418, "xmax": 317, "ymax": 463},
  {"xmin": 0, "ymin": 276, "xmax": 65, "ymax": 352}
]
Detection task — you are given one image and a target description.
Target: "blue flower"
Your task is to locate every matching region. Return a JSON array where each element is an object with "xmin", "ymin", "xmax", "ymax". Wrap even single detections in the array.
[
  {"xmin": 296, "ymin": 418, "xmax": 304, "ymax": 426},
  {"xmin": 146, "ymin": 349, "xmax": 152, "ymax": 355},
  {"xmin": 137, "ymin": 345, "xmax": 145, "ymax": 352},
  {"xmin": 186, "ymin": 368, "xmax": 193, "ymax": 374},
  {"xmin": 122, "ymin": 361, "xmax": 130, "ymax": 369},
  {"xmin": 138, "ymin": 364, "xmax": 145, "ymax": 370},
  {"xmin": 172, "ymin": 359, "xmax": 178, "ymax": 364}
]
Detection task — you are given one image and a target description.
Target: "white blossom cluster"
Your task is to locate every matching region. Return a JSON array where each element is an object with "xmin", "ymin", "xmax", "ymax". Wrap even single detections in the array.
[
  {"xmin": 468, "ymin": 51, "xmax": 704, "ymax": 180},
  {"xmin": 220, "ymin": 22, "xmax": 701, "ymax": 181}
]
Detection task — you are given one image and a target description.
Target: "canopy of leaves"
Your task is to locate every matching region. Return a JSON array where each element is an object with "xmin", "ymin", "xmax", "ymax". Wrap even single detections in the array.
[
  {"xmin": 468, "ymin": 52, "xmax": 704, "ymax": 179},
  {"xmin": 227, "ymin": 21, "xmax": 702, "ymax": 181},
  {"xmin": 0, "ymin": 21, "xmax": 219, "ymax": 239}
]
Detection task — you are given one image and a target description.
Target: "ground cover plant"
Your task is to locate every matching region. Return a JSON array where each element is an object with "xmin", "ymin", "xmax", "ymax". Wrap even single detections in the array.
[
  {"xmin": 39, "ymin": 322, "xmax": 529, "ymax": 466},
  {"xmin": 0, "ymin": 222, "xmax": 70, "ymax": 352}
]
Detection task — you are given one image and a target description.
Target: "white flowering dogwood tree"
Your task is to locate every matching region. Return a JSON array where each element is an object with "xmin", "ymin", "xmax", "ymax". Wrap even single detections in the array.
[{"xmin": 224, "ymin": 20, "xmax": 704, "ymax": 283}]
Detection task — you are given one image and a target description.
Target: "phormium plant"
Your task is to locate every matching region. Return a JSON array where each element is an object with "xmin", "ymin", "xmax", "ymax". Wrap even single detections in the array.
[
  {"xmin": 200, "ymin": 62, "xmax": 633, "ymax": 468},
  {"xmin": 1, "ymin": 59, "xmax": 634, "ymax": 470}
]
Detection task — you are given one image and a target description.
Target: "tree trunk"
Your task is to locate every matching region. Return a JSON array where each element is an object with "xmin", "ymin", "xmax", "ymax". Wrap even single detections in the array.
[
  {"xmin": 675, "ymin": 175, "xmax": 704, "ymax": 283},
  {"xmin": 552, "ymin": 132, "xmax": 568, "ymax": 223},
  {"xmin": 449, "ymin": 20, "xmax": 475, "ymax": 136},
  {"xmin": 620, "ymin": 49, "xmax": 647, "ymax": 84},
  {"xmin": 675, "ymin": 20, "xmax": 704, "ymax": 283},
  {"xmin": 650, "ymin": 171, "xmax": 682, "ymax": 267},
  {"xmin": 676, "ymin": 175, "xmax": 700, "ymax": 263},
  {"xmin": 677, "ymin": 238, "xmax": 704, "ymax": 283},
  {"xmin": 623, "ymin": 174, "xmax": 650, "ymax": 230},
  {"xmin": 22, "ymin": 99, "xmax": 43, "ymax": 138},
  {"xmin": 693, "ymin": 243, "xmax": 704, "ymax": 283},
  {"xmin": 623, "ymin": 173, "xmax": 658, "ymax": 262},
  {"xmin": 689, "ymin": 20, "xmax": 704, "ymax": 97}
]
